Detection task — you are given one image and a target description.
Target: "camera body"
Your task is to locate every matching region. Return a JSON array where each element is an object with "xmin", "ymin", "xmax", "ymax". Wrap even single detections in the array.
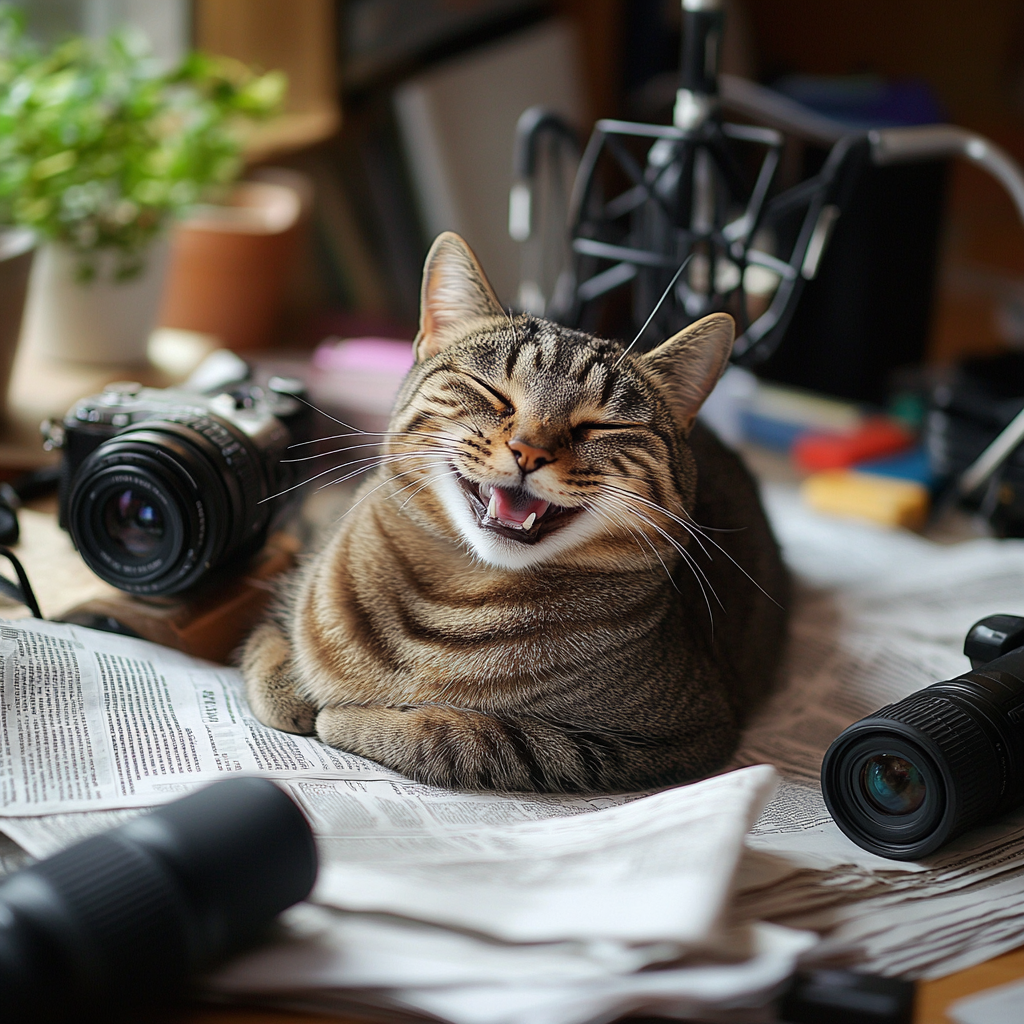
[
  {"xmin": 50, "ymin": 378, "xmax": 308, "ymax": 596},
  {"xmin": 822, "ymin": 614, "xmax": 1024, "ymax": 860}
]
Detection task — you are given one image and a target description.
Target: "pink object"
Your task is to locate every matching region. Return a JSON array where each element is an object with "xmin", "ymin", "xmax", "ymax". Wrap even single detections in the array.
[
  {"xmin": 311, "ymin": 336, "xmax": 417, "ymax": 422},
  {"xmin": 313, "ymin": 337, "xmax": 415, "ymax": 375}
]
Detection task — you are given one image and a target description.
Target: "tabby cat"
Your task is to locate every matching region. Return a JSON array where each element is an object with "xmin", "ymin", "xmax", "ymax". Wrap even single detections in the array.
[{"xmin": 241, "ymin": 231, "xmax": 788, "ymax": 792}]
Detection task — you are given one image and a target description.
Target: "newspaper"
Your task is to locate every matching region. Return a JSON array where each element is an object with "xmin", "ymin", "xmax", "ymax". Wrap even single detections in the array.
[
  {"xmin": 0, "ymin": 617, "xmax": 409, "ymax": 814},
  {"xmin": 310, "ymin": 766, "xmax": 777, "ymax": 946}
]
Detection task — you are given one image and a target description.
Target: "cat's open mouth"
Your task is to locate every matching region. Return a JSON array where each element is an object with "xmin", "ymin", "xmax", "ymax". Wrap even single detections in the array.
[{"xmin": 457, "ymin": 477, "xmax": 582, "ymax": 544}]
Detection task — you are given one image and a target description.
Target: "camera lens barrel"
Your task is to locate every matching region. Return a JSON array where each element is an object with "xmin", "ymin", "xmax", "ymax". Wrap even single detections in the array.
[
  {"xmin": 0, "ymin": 777, "xmax": 317, "ymax": 1019},
  {"xmin": 67, "ymin": 413, "xmax": 274, "ymax": 595},
  {"xmin": 822, "ymin": 647, "xmax": 1024, "ymax": 859}
]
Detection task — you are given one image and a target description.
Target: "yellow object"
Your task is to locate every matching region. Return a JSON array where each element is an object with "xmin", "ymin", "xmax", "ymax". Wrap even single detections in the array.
[{"xmin": 801, "ymin": 470, "xmax": 930, "ymax": 530}]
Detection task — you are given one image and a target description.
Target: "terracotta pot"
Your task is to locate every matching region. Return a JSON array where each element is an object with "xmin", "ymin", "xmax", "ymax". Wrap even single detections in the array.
[
  {"xmin": 158, "ymin": 182, "xmax": 302, "ymax": 352},
  {"xmin": 19, "ymin": 235, "xmax": 172, "ymax": 366},
  {"xmin": 0, "ymin": 229, "xmax": 35, "ymax": 417}
]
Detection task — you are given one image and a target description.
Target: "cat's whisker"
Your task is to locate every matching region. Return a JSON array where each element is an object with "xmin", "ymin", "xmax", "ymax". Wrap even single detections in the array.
[
  {"xmin": 601, "ymin": 484, "xmax": 714, "ymax": 561},
  {"xmin": 682, "ymin": 521, "xmax": 783, "ymax": 610},
  {"xmin": 676, "ymin": 517, "xmax": 746, "ymax": 534},
  {"xmin": 623, "ymin": 490, "xmax": 780, "ymax": 608},
  {"xmin": 269, "ymin": 391, "xmax": 445, "ymax": 446},
  {"xmin": 594, "ymin": 470, "xmax": 746, "ymax": 533},
  {"xmin": 614, "ymin": 253, "xmax": 693, "ymax": 366},
  {"xmin": 288, "ymin": 425, "xmax": 472, "ymax": 450},
  {"xmin": 505, "ymin": 306, "xmax": 520, "ymax": 345},
  {"xmin": 259, "ymin": 455, "xmax": 382, "ymax": 503},
  {"xmin": 316, "ymin": 453, "xmax": 454, "ymax": 493},
  {"xmin": 606, "ymin": 486, "xmax": 756, "ymax": 590},
  {"xmin": 589, "ymin": 504, "xmax": 676, "ymax": 589},
  {"xmin": 261, "ymin": 449, "xmax": 453, "ymax": 505},
  {"xmin": 395, "ymin": 469, "xmax": 461, "ymax": 512},
  {"xmin": 604, "ymin": 494, "xmax": 722, "ymax": 613},
  {"xmin": 282, "ymin": 437, "xmax": 463, "ymax": 464},
  {"xmin": 602, "ymin": 483, "xmax": 750, "ymax": 578},
  {"xmin": 600, "ymin": 491, "xmax": 722, "ymax": 622},
  {"xmin": 328, "ymin": 462, "xmax": 454, "ymax": 525}
]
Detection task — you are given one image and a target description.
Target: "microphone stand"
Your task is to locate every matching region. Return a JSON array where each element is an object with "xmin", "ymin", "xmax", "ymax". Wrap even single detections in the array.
[{"xmin": 510, "ymin": 0, "xmax": 1024, "ymax": 383}]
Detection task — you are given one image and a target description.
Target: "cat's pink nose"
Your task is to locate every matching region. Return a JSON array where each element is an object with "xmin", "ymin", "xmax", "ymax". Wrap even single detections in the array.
[{"xmin": 507, "ymin": 438, "xmax": 553, "ymax": 473}]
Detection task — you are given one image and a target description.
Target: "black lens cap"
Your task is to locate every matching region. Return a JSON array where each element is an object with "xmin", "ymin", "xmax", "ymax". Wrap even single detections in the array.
[{"xmin": 964, "ymin": 614, "xmax": 1024, "ymax": 668}]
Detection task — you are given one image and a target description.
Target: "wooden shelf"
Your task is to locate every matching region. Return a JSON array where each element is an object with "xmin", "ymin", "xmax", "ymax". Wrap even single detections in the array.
[{"xmin": 243, "ymin": 107, "xmax": 341, "ymax": 164}]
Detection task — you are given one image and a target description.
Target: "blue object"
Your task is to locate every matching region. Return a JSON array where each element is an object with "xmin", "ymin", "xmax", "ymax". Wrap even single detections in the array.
[
  {"xmin": 857, "ymin": 447, "xmax": 934, "ymax": 487},
  {"xmin": 740, "ymin": 412, "xmax": 807, "ymax": 452},
  {"xmin": 773, "ymin": 74, "xmax": 946, "ymax": 130}
]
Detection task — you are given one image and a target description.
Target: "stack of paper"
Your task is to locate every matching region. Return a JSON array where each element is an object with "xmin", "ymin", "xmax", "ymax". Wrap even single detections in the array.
[{"xmin": 0, "ymin": 483, "xmax": 1023, "ymax": 1022}]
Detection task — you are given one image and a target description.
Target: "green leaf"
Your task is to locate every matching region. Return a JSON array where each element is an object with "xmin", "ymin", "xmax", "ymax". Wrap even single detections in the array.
[{"xmin": 32, "ymin": 149, "xmax": 76, "ymax": 179}]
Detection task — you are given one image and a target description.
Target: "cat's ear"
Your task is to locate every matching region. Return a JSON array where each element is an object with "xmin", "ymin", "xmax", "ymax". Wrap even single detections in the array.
[
  {"xmin": 414, "ymin": 232, "xmax": 504, "ymax": 362},
  {"xmin": 640, "ymin": 313, "xmax": 734, "ymax": 432}
]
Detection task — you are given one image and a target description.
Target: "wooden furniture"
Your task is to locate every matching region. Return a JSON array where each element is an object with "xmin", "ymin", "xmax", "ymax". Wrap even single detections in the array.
[{"xmin": 195, "ymin": 0, "xmax": 341, "ymax": 163}]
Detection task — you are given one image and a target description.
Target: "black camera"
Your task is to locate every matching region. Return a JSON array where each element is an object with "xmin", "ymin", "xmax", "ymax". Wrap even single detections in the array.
[
  {"xmin": 46, "ymin": 376, "xmax": 309, "ymax": 596},
  {"xmin": 822, "ymin": 614, "xmax": 1024, "ymax": 860}
]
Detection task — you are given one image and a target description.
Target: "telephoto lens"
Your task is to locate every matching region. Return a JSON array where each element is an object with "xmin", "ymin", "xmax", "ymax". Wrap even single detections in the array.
[
  {"xmin": 0, "ymin": 777, "xmax": 317, "ymax": 1020},
  {"xmin": 821, "ymin": 614, "xmax": 1024, "ymax": 860}
]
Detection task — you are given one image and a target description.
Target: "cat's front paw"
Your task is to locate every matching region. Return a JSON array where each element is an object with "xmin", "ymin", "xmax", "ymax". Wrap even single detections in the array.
[
  {"xmin": 241, "ymin": 622, "xmax": 317, "ymax": 734},
  {"xmin": 315, "ymin": 703, "xmax": 547, "ymax": 790},
  {"xmin": 314, "ymin": 703, "xmax": 508, "ymax": 788},
  {"xmin": 315, "ymin": 703, "xmax": 388, "ymax": 760}
]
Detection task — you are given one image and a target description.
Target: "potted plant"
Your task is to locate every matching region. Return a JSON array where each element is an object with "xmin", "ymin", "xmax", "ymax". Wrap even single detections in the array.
[{"xmin": 0, "ymin": 6, "xmax": 284, "ymax": 364}]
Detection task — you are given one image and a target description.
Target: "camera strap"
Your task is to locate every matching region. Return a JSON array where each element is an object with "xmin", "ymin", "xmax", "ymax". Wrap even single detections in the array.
[{"xmin": 0, "ymin": 547, "xmax": 42, "ymax": 620}]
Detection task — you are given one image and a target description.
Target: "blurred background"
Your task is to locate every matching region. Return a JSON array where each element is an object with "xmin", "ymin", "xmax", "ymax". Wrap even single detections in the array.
[
  {"xmin": 10, "ymin": 0, "xmax": 1024, "ymax": 358},
  {"xmin": 3, "ymin": 0, "xmax": 1024, "ymax": 541}
]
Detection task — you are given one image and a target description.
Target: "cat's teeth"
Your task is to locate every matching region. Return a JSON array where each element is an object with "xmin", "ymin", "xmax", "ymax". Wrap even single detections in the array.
[
  {"xmin": 522, "ymin": 512, "xmax": 537, "ymax": 530},
  {"xmin": 487, "ymin": 493, "xmax": 498, "ymax": 519}
]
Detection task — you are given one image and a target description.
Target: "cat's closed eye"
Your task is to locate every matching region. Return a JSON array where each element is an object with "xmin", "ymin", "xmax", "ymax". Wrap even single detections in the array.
[
  {"xmin": 571, "ymin": 421, "xmax": 646, "ymax": 441},
  {"xmin": 463, "ymin": 374, "xmax": 513, "ymax": 412}
]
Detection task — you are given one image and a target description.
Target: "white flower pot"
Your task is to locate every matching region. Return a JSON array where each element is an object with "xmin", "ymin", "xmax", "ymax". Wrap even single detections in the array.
[
  {"xmin": 20, "ymin": 236, "xmax": 171, "ymax": 365},
  {"xmin": 0, "ymin": 229, "xmax": 35, "ymax": 418}
]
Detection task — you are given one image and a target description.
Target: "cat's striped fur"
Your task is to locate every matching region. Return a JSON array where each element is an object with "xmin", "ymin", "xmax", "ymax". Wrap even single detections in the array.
[{"xmin": 241, "ymin": 232, "xmax": 788, "ymax": 792}]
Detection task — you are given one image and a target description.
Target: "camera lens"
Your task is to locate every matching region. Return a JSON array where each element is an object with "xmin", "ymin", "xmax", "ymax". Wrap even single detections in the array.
[
  {"xmin": 103, "ymin": 488, "xmax": 165, "ymax": 557},
  {"xmin": 822, "ymin": 646, "xmax": 1024, "ymax": 859},
  {"xmin": 860, "ymin": 754, "xmax": 927, "ymax": 815},
  {"xmin": 67, "ymin": 415, "xmax": 270, "ymax": 595},
  {"xmin": 0, "ymin": 778, "xmax": 317, "ymax": 1020}
]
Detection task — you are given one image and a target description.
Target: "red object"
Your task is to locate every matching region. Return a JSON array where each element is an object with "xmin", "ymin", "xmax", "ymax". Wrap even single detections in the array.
[{"xmin": 793, "ymin": 418, "xmax": 915, "ymax": 472}]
